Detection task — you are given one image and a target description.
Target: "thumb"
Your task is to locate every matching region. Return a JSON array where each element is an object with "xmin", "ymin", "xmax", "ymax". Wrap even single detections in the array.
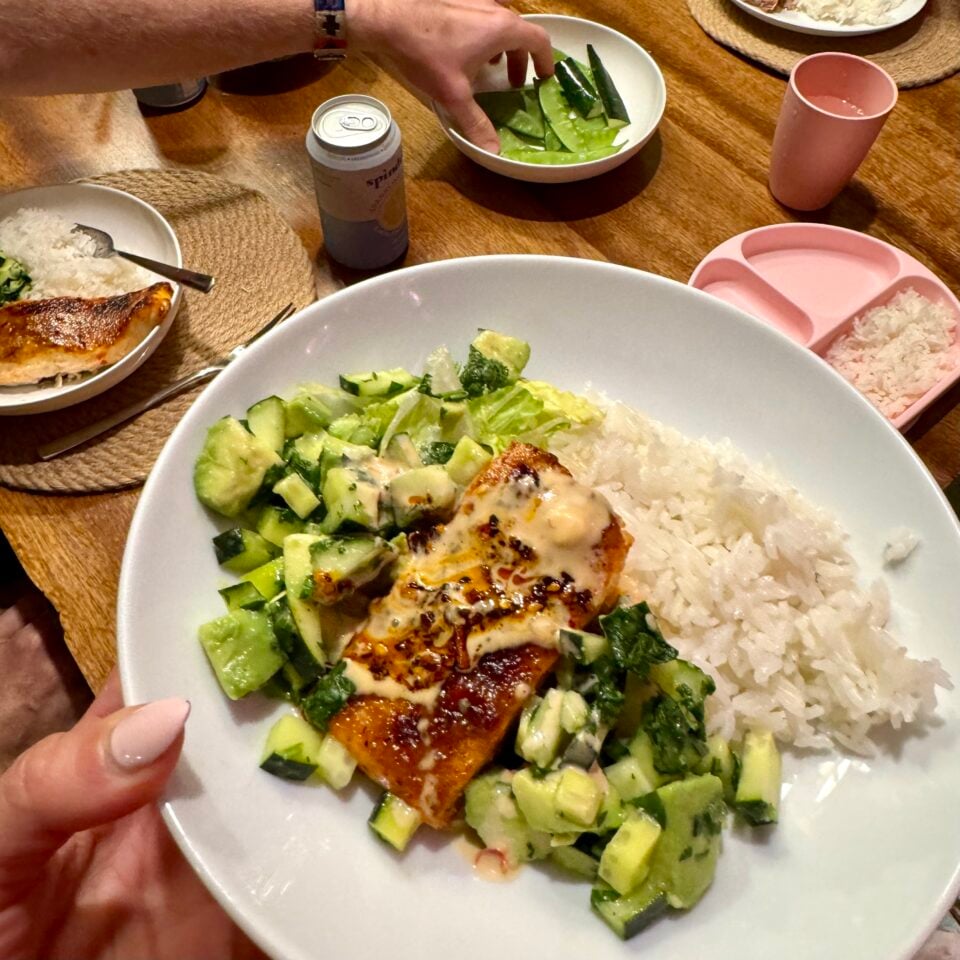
[{"xmin": 0, "ymin": 694, "xmax": 189, "ymax": 887}]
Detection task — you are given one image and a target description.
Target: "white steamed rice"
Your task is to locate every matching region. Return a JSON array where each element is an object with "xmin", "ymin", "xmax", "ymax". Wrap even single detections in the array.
[
  {"xmin": 551, "ymin": 398, "xmax": 950, "ymax": 755},
  {"xmin": 0, "ymin": 207, "xmax": 152, "ymax": 300}
]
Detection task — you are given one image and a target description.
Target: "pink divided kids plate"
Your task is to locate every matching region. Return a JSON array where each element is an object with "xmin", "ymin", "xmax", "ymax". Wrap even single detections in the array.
[{"xmin": 690, "ymin": 223, "xmax": 960, "ymax": 429}]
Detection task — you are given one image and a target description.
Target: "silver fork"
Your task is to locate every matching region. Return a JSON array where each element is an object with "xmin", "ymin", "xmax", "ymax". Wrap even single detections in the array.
[
  {"xmin": 72, "ymin": 223, "xmax": 216, "ymax": 293},
  {"xmin": 38, "ymin": 302, "xmax": 296, "ymax": 461}
]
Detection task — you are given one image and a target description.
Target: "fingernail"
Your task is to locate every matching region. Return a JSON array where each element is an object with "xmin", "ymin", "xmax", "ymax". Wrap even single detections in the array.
[{"xmin": 109, "ymin": 698, "xmax": 190, "ymax": 770}]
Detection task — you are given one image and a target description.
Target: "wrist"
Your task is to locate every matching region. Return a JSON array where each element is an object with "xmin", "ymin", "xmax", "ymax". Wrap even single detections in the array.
[{"xmin": 345, "ymin": 0, "xmax": 384, "ymax": 53}]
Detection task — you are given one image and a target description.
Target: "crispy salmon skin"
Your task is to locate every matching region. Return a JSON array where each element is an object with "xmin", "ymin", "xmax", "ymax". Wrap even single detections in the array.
[
  {"xmin": 330, "ymin": 441, "xmax": 630, "ymax": 827},
  {"xmin": 0, "ymin": 282, "xmax": 173, "ymax": 385}
]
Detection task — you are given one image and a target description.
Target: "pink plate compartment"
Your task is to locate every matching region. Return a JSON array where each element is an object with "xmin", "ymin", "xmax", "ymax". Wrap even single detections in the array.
[{"xmin": 690, "ymin": 223, "xmax": 960, "ymax": 429}]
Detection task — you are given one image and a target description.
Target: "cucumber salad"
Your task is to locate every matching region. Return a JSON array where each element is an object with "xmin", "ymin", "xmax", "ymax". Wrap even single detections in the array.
[
  {"xmin": 193, "ymin": 330, "xmax": 782, "ymax": 941},
  {"xmin": 477, "ymin": 45, "xmax": 631, "ymax": 164}
]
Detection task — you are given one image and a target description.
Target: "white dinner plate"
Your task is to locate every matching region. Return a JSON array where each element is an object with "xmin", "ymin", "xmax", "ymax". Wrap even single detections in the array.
[
  {"xmin": 727, "ymin": 0, "xmax": 927, "ymax": 36},
  {"xmin": 0, "ymin": 183, "xmax": 182, "ymax": 415},
  {"xmin": 117, "ymin": 256, "xmax": 960, "ymax": 960}
]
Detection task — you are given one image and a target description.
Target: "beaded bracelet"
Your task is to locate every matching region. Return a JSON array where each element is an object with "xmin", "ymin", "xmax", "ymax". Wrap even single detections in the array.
[{"xmin": 314, "ymin": 0, "xmax": 347, "ymax": 60}]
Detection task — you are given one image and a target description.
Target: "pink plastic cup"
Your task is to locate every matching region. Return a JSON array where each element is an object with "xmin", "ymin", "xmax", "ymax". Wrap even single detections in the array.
[{"xmin": 769, "ymin": 53, "xmax": 898, "ymax": 211}]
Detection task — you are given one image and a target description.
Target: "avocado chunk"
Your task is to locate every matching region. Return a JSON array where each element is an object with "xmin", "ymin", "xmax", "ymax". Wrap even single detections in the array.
[
  {"xmin": 194, "ymin": 417, "xmax": 283, "ymax": 518},
  {"xmin": 199, "ymin": 609, "xmax": 285, "ymax": 700},
  {"xmin": 591, "ymin": 774, "xmax": 726, "ymax": 938},
  {"xmin": 471, "ymin": 330, "xmax": 531, "ymax": 381}
]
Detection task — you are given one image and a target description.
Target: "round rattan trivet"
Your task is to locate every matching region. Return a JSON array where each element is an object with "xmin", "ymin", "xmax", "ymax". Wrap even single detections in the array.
[
  {"xmin": 688, "ymin": 0, "xmax": 960, "ymax": 87},
  {"xmin": 0, "ymin": 169, "xmax": 317, "ymax": 494}
]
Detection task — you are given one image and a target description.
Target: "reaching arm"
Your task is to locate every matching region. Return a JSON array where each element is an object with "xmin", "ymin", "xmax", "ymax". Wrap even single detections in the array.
[{"xmin": 0, "ymin": 0, "xmax": 553, "ymax": 153}]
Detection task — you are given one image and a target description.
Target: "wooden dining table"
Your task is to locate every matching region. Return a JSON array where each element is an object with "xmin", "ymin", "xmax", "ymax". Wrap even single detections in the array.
[{"xmin": 0, "ymin": 0, "xmax": 958, "ymax": 693}]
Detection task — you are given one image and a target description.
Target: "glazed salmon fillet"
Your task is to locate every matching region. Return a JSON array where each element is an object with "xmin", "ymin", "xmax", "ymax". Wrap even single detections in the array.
[
  {"xmin": 0, "ymin": 282, "xmax": 173, "ymax": 385},
  {"xmin": 330, "ymin": 441, "xmax": 631, "ymax": 827}
]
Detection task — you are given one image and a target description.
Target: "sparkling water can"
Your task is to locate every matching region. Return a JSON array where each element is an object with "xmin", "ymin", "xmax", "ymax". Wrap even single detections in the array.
[{"xmin": 306, "ymin": 95, "xmax": 408, "ymax": 270}]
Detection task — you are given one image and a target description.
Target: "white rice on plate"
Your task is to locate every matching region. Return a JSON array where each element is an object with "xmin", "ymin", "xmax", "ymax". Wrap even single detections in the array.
[
  {"xmin": 550, "ymin": 398, "xmax": 950, "ymax": 755},
  {"xmin": 789, "ymin": 0, "xmax": 902, "ymax": 24},
  {"xmin": 0, "ymin": 207, "xmax": 153, "ymax": 299}
]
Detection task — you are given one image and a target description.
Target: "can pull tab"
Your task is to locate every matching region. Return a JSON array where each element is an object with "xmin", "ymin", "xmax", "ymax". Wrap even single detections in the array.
[{"xmin": 340, "ymin": 114, "xmax": 378, "ymax": 131}]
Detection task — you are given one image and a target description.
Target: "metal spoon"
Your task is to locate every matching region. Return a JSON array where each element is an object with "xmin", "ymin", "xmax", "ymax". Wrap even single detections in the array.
[
  {"xmin": 72, "ymin": 223, "xmax": 216, "ymax": 293},
  {"xmin": 37, "ymin": 302, "xmax": 295, "ymax": 461}
]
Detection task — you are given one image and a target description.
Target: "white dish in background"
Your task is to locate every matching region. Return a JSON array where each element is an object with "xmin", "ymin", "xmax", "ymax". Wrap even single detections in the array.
[
  {"xmin": 435, "ymin": 15, "xmax": 666, "ymax": 184},
  {"xmin": 727, "ymin": 0, "xmax": 927, "ymax": 36},
  {"xmin": 118, "ymin": 256, "xmax": 960, "ymax": 960},
  {"xmin": 0, "ymin": 183, "xmax": 182, "ymax": 416}
]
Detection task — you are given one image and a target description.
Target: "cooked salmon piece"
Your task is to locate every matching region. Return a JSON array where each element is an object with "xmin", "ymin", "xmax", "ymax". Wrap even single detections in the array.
[
  {"xmin": 330, "ymin": 441, "xmax": 631, "ymax": 828},
  {"xmin": 0, "ymin": 282, "xmax": 173, "ymax": 385}
]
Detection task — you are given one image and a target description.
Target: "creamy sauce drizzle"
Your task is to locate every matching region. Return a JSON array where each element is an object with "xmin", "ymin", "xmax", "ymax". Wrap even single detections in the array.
[{"xmin": 343, "ymin": 459, "xmax": 616, "ymax": 709}]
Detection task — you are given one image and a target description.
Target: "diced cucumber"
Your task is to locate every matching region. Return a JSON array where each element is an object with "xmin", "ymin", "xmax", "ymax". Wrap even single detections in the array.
[
  {"xmin": 320, "ymin": 434, "xmax": 376, "ymax": 473},
  {"xmin": 241, "ymin": 556, "xmax": 285, "ymax": 601},
  {"xmin": 384, "ymin": 433, "xmax": 422, "ymax": 469},
  {"xmin": 260, "ymin": 713, "xmax": 323, "ymax": 781},
  {"xmin": 315, "ymin": 734, "xmax": 357, "ymax": 789},
  {"xmin": 327, "ymin": 413, "xmax": 380, "ymax": 449},
  {"xmin": 309, "ymin": 534, "xmax": 396, "ymax": 604},
  {"xmin": 591, "ymin": 880, "xmax": 668, "ymax": 940},
  {"xmin": 559, "ymin": 627, "xmax": 609, "ymax": 664},
  {"xmin": 597, "ymin": 782, "xmax": 626, "ymax": 833},
  {"xmin": 282, "ymin": 534, "xmax": 326, "ymax": 664},
  {"xmin": 516, "ymin": 688, "xmax": 564, "ymax": 767},
  {"xmin": 550, "ymin": 845, "xmax": 599, "ymax": 879},
  {"xmin": 555, "ymin": 58, "xmax": 604, "ymax": 119},
  {"xmin": 465, "ymin": 770, "xmax": 552, "ymax": 868},
  {"xmin": 626, "ymin": 728, "xmax": 668, "ymax": 790},
  {"xmin": 256, "ymin": 505, "xmax": 305, "ymax": 547},
  {"xmin": 560, "ymin": 690, "xmax": 589, "ymax": 734},
  {"xmin": 735, "ymin": 730, "xmax": 781, "ymax": 825},
  {"xmin": 340, "ymin": 368, "xmax": 417, "ymax": 399},
  {"xmin": 283, "ymin": 387, "xmax": 359, "ymax": 438},
  {"xmin": 444, "ymin": 435, "xmax": 491, "ymax": 486},
  {"xmin": 696, "ymin": 735, "xmax": 740, "ymax": 803},
  {"xmin": 212, "ymin": 528, "xmax": 278, "ymax": 574},
  {"xmin": 599, "ymin": 811, "xmax": 662, "ymax": 895},
  {"xmin": 562, "ymin": 705, "xmax": 607, "ymax": 768},
  {"xmin": 321, "ymin": 466, "xmax": 381, "ymax": 533},
  {"xmin": 369, "ymin": 792, "xmax": 421, "ymax": 851},
  {"xmin": 470, "ymin": 330, "xmax": 530, "ymax": 381},
  {"xmin": 604, "ymin": 756, "xmax": 658, "ymax": 802},
  {"xmin": 194, "ymin": 417, "xmax": 283, "ymax": 519},
  {"xmin": 388, "ymin": 465, "xmax": 457, "ymax": 528},
  {"xmin": 555, "ymin": 767, "xmax": 603, "ymax": 828},
  {"xmin": 266, "ymin": 595, "xmax": 322, "ymax": 683},
  {"xmin": 292, "ymin": 431, "xmax": 326, "ymax": 463},
  {"xmin": 272, "ymin": 473, "xmax": 321, "ymax": 520},
  {"xmin": 218, "ymin": 581, "xmax": 265, "ymax": 612},
  {"xmin": 199, "ymin": 609, "xmax": 285, "ymax": 700},
  {"xmin": 246, "ymin": 396, "xmax": 286, "ymax": 454},
  {"xmin": 587, "ymin": 44, "xmax": 630, "ymax": 125},
  {"xmin": 648, "ymin": 658, "xmax": 716, "ymax": 729},
  {"xmin": 511, "ymin": 768, "xmax": 568, "ymax": 834}
]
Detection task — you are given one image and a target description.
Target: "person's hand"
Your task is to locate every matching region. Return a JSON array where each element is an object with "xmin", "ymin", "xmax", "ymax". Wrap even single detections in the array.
[
  {"xmin": 349, "ymin": 0, "xmax": 554, "ymax": 153},
  {"xmin": 0, "ymin": 671, "xmax": 266, "ymax": 960}
]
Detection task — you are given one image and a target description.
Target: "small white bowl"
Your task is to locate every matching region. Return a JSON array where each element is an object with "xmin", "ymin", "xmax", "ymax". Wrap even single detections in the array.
[
  {"xmin": 0, "ymin": 183, "xmax": 182, "ymax": 416},
  {"xmin": 435, "ymin": 14, "xmax": 667, "ymax": 184}
]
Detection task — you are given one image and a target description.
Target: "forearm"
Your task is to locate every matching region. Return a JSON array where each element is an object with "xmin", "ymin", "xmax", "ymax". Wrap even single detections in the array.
[{"xmin": 0, "ymin": 0, "xmax": 315, "ymax": 96}]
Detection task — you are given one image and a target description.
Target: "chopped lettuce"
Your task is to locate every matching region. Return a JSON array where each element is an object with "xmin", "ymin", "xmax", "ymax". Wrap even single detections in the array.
[
  {"xmin": 419, "ymin": 346, "xmax": 464, "ymax": 397},
  {"xmin": 466, "ymin": 382, "xmax": 583, "ymax": 454},
  {"xmin": 523, "ymin": 380, "xmax": 601, "ymax": 425}
]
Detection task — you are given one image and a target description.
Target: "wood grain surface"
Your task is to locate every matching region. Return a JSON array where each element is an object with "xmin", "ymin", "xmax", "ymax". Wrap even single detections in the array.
[{"xmin": 0, "ymin": 0, "xmax": 958, "ymax": 691}]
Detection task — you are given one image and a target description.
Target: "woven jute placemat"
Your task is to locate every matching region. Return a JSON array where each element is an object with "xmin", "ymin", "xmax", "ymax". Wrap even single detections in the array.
[
  {"xmin": 688, "ymin": 0, "xmax": 960, "ymax": 87},
  {"xmin": 0, "ymin": 169, "xmax": 317, "ymax": 494}
]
